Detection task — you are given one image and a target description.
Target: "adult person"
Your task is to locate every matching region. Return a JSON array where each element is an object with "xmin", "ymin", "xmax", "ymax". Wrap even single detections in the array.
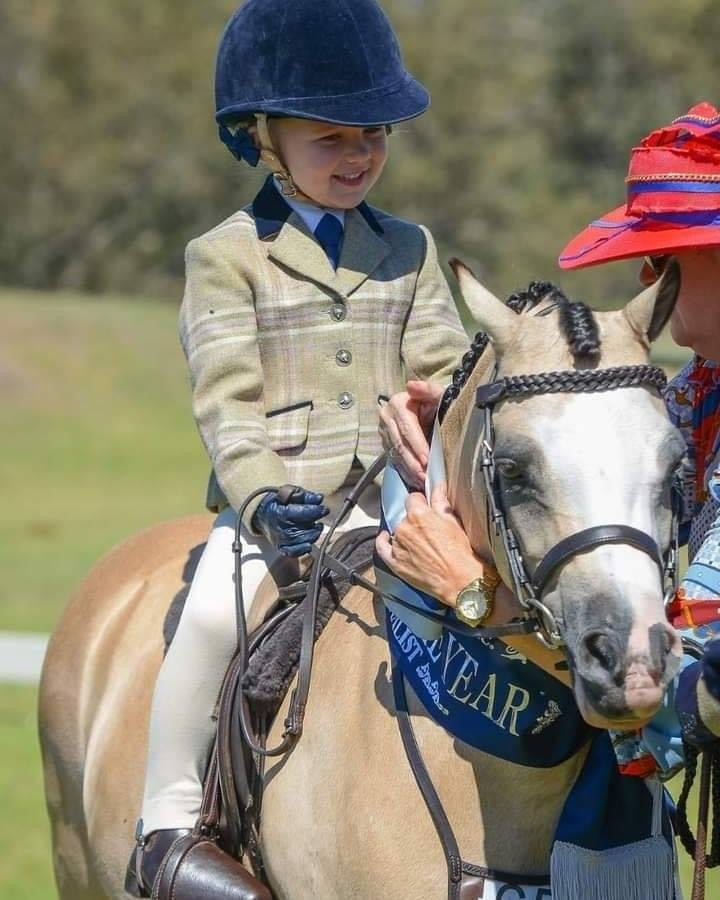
[
  {"xmin": 376, "ymin": 101, "xmax": 720, "ymax": 749},
  {"xmin": 127, "ymin": 1, "xmax": 468, "ymax": 896}
]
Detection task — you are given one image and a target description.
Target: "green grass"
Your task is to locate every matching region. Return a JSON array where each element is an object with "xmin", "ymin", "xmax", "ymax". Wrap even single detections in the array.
[
  {"xmin": 0, "ymin": 684, "xmax": 55, "ymax": 900},
  {"xmin": 0, "ymin": 287, "xmax": 207, "ymax": 633},
  {"xmin": 651, "ymin": 326, "xmax": 694, "ymax": 371},
  {"xmin": 667, "ymin": 768, "xmax": 720, "ymax": 895}
]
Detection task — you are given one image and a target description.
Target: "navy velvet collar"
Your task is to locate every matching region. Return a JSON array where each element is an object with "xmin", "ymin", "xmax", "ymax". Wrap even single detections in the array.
[{"xmin": 251, "ymin": 175, "xmax": 384, "ymax": 239}]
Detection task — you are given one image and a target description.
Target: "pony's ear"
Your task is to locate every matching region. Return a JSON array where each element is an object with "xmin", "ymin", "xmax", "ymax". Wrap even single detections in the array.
[
  {"xmin": 449, "ymin": 258, "xmax": 516, "ymax": 349},
  {"xmin": 623, "ymin": 258, "xmax": 681, "ymax": 343}
]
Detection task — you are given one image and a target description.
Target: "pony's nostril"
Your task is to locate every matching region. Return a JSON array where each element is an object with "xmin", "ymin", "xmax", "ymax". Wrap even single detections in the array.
[
  {"xmin": 581, "ymin": 630, "xmax": 621, "ymax": 678},
  {"xmin": 648, "ymin": 622, "xmax": 682, "ymax": 679}
]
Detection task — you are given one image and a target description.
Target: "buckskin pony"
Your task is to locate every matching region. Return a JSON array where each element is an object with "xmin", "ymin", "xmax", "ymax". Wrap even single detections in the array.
[{"xmin": 40, "ymin": 262, "xmax": 692, "ymax": 899}]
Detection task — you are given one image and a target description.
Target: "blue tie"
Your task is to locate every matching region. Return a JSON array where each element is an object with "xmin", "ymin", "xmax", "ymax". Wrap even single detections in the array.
[{"xmin": 314, "ymin": 213, "xmax": 344, "ymax": 269}]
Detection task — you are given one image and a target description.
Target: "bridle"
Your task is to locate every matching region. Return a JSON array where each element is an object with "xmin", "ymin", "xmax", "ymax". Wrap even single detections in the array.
[
  {"xmin": 282, "ymin": 363, "xmax": 683, "ymax": 665},
  {"xmin": 474, "ymin": 363, "xmax": 681, "ymax": 648}
]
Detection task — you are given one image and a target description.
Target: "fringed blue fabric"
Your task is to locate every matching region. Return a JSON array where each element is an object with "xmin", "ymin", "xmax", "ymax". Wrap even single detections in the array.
[
  {"xmin": 551, "ymin": 837, "xmax": 676, "ymax": 900},
  {"xmin": 551, "ymin": 734, "xmax": 679, "ymax": 899}
]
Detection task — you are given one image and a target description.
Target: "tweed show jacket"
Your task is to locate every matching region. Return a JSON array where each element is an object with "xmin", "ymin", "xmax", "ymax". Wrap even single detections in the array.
[{"xmin": 179, "ymin": 176, "xmax": 468, "ymax": 525}]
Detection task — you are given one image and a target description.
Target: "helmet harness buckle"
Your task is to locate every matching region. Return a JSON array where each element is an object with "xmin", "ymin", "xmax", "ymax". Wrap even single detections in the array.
[{"xmin": 254, "ymin": 113, "xmax": 301, "ymax": 200}]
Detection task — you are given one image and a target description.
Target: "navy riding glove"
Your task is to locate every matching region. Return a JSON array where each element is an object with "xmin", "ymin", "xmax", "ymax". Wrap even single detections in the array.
[{"xmin": 252, "ymin": 488, "xmax": 329, "ymax": 557}]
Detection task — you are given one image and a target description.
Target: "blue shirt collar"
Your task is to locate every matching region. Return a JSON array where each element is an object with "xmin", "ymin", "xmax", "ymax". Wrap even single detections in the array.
[{"xmin": 251, "ymin": 175, "xmax": 384, "ymax": 239}]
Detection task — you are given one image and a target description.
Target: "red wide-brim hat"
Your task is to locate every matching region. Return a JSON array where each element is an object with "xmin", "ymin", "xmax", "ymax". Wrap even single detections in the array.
[{"xmin": 559, "ymin": 102, "xmax": 720, "ymax": 269}]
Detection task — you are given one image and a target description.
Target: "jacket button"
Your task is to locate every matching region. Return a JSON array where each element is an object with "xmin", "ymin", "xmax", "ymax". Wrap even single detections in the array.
[
  {"xmin": 335, "ymin": 348, "xmax": 352, "ymax": 366},
  {"xmin": 337, "ymin": 391, "xmax": 354, "ymax": 409},
  {"xmin": 330, "ymin": 304, "xmax": 347, "ymax": 321}
]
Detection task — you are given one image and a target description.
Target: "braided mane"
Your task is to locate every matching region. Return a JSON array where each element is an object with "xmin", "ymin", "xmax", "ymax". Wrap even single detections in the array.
[{"xmin": 438, "ymin": 281, "xmax": 600, "ymax": 423}]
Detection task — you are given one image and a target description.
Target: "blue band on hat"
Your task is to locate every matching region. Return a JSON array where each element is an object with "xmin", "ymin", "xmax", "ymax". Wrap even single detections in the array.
[
  {"xmin": 674, "ymin": 113, "xmax": 720, "ymax": 127},
  {"xmin": 643, "ymin": 210, "xmax": 720, "ymax": 226},
  {"xmin": 559, "ymin": 206, "xmax": 720, "ymax": 264},
  {"xmin": 628, "ymin": 179, "xmax": 720, "ymax": 195}
]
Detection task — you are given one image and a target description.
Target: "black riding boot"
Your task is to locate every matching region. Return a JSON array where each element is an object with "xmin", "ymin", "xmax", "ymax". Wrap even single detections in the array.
[{"xmin": 124, "ymin": 827, "xmax": 272, "ymax": 899}]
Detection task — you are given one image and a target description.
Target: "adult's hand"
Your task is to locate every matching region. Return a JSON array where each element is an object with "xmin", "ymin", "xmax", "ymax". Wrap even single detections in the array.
[
  {"xmin": 379, "ymin": 380, "xmax": 444, "ymax": 489},
  {"xmin": 376, "ymin": 483, "xmax": 567, "ymax": 681},
  {"xmin": 375, "ymin": 483, "xmax": 482, "ymax": 605},
  {"xmin": 252, "ymin": 488, "xmax": 329, "ymax": 557}
]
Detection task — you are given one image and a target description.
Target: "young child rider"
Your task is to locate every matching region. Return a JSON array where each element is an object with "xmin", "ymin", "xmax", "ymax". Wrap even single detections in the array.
[{"xmin": 128, "ymin": 0, "xmax": 469, "ymax": 896}]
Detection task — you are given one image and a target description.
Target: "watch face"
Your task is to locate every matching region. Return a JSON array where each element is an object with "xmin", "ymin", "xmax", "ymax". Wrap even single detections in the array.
[{"xmin": 456, "ymin": 587, "xmax": 489, "ymax": 624}]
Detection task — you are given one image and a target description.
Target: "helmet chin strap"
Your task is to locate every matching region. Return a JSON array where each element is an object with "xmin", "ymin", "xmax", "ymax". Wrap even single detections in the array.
[{"xmin": 254, "ymin": 113, "xmax": 319, "ymax": 206}]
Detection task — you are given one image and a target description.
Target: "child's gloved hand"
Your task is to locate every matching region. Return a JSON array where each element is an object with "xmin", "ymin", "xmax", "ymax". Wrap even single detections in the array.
[{"xmin": 251, "ymin": 488, "xmax": 329, "ymax": 557}]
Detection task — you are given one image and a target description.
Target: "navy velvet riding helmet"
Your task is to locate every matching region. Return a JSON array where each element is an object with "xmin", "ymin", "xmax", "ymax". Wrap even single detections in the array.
[{"xmin": 215, "ymin": 0, "xmax": 430, "ymax": 133}]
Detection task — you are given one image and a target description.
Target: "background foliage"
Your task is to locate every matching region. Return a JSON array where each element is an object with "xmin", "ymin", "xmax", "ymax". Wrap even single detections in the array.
[
  {"xmin": 3, "ymin": 0, "xmax": 719, "ymax": 304},
  {"xmin": 2, "ymin": 4, "xmax": 719, "ymax": 897}
]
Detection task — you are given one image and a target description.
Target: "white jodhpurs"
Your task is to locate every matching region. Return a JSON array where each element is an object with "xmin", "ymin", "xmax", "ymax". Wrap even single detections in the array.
[{"xmin": 140, "ymin": 485, "xmax": 380, "ymax": 833}]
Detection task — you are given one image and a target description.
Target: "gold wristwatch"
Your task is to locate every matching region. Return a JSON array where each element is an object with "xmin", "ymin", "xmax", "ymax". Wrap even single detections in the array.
[{"xmin": 454, "ymin": 566, "xmax": 501, "ymax": 627}]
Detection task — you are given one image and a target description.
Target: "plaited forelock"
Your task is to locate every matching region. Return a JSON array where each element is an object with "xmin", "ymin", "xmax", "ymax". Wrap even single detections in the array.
[
  {"xmin": 557, "ymin": 295, "xmax": 601, "ymax": 363},
  {"xmin": 439, "ymin": 280, "xmax": 602, "ymax": 423}
]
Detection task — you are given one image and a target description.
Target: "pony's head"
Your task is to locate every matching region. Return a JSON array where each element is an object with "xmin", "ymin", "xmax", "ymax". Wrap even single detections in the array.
[{"xmin": 441, "ymin": 260, "xmax": 685, "ymax": 729}]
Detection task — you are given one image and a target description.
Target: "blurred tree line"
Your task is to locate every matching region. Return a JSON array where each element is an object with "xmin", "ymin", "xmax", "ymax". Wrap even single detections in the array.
[{"xmin": 2, "ymin": 0, "xmax": 718, "ymax": 306}]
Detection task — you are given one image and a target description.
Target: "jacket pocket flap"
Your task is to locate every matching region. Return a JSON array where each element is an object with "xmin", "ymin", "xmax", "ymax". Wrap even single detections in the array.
[{"xmin": 266, "ymin": 401, "xmax": 312, "ymax": 451}]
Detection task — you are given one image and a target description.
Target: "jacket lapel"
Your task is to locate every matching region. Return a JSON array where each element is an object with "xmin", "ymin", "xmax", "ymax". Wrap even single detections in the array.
[
  {"xmin": 254, "ymin": 175, "xmax": 392, "ymax": 295},
  {"xmin": 335, "ymin": 207, "xmax": 391, "ymax": 296},
  {"xmin": 268, "ymin": 214, "xmax": 339, "ymax": 292}
]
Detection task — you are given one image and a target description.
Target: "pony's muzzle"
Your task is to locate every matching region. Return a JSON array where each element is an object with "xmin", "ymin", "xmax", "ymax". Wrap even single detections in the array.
[{"xmin": 574, "ymin": 620, "xmax": 681, "ymax": 726}]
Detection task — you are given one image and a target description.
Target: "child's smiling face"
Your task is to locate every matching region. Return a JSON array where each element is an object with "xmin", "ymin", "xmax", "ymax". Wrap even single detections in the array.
[{"xmin": 266, "ymin": 117, "xmax": 388, "ymax": 209}]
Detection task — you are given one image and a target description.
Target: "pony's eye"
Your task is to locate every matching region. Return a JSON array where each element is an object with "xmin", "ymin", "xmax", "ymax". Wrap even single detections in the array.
[{"xmin": 497, "ymin": 460, "xmax": 524, "ymax": 481}]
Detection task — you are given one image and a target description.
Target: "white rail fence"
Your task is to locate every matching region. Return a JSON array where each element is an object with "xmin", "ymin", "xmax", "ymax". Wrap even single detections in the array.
[{"xmin": 0, "ymin": 632, "xmax": 49, "ymax": 684}]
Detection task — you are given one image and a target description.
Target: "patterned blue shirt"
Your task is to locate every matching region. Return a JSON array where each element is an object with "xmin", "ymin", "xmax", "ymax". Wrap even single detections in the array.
[
  {"xmin": 664, "ymin": 358, "xmax": 720, "ymax": 633},
  {"xmin": 614, "ymin": 358, "xmax": 720, "ymax": 771},
  {"xmin": 661, "ymin": 358, "xmax": 720, "ymax": 751}
]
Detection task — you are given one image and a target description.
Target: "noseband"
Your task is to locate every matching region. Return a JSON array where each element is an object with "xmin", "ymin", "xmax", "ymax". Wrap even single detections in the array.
[{"xmin": 475, "ymin": 364, "xmax": 681, "ymax": 649}]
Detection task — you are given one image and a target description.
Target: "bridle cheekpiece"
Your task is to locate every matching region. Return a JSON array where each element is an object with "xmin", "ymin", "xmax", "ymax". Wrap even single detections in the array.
[{"xmin": 476, "ymin": 364, "xmax": 680, "ymax": 649}]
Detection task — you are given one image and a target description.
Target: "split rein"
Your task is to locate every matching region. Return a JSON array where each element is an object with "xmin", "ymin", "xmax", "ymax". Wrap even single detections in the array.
[{"xmin": 232, "ymin": 454, "xmax": 389, "ymax": 761}]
